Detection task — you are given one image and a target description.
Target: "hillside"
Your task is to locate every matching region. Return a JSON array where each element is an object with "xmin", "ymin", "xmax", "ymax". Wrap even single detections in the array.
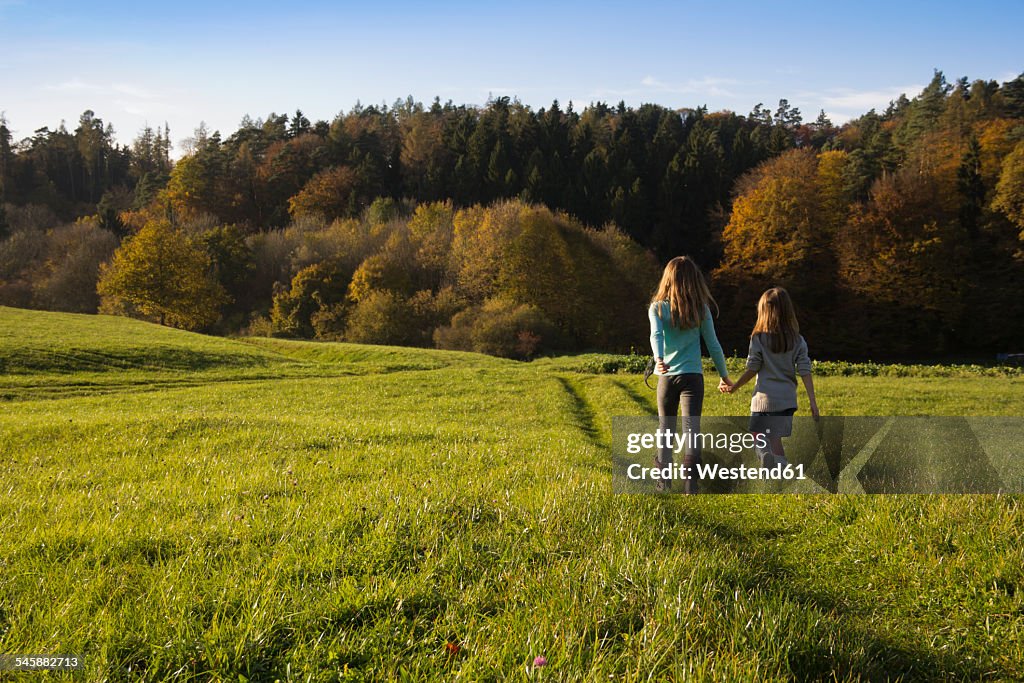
[
  {"xmin": 0, "ymin": 306, "xmax": 510, "ymax": 400},
  {"xmin": 0, "ymin": 307, "xmax": 1022, "ymax": 680}
]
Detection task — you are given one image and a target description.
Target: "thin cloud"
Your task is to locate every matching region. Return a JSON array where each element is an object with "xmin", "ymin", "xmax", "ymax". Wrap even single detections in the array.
[
  {"xmin": 791, "ymin": 84, "xmax": 924, "ymax": 124},
  {"xmin": 580, "ymin": 75, "xmax": 743, "ymax": 103},
  {"xmin": 640, "ymin": 75, "xmax": 741, "ymax": 98},
  {"xmin": 36, "ymin": 79, "xmax": 187, "ymax": 129},
  {"xmin": 111, "ymin": 83, "xmax": 161, "ymax": 100},
  {"xmin": 41, "ymin": 79, "xmax": 95, "ymax": 92},
  {"xmin": 817, "ymin": 85, "xmax": 922, "ymax": 110},
  {"xmin": 41, "ymin": 80, "xmax": 161, "ymax": 100},
  {"xmin": 119, "ymin": 103, "xmax": 147, "ymax": 116}
]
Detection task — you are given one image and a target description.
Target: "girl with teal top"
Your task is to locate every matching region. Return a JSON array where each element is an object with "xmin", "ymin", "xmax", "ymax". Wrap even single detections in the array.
[{"xmin": 648, "ymin": 256, "xmax": 733, "ymax": 493}]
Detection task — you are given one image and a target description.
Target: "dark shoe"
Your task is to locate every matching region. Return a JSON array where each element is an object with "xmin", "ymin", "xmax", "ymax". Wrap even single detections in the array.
[
  {"xmin": 756, "ymin": 444, "xmax": 775, "ymax": 469},
  {"xmin": 653, "ymin": 457, "xmax": 672, "ymax": 493}
]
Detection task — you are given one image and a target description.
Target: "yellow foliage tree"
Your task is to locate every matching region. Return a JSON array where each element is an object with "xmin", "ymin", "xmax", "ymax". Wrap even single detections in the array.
[
  {"xmin": 97, "ymin": 221, "xmax": 227, "ymax": 330},
  {"xmin": 407, "ymin": 200, "xmax": 455, "ymax": 282},
  {"xmin": 993, "ymin": 140, "xmax": 1024, "ymax": 238},
  {"xmin": 714, "ymin": 149, "xmax": 849, "ymax": 349},
  {"xmin": 450, "ymin": 201, "xmax": 523, "ymax": 298},
  {"xmin": 975, "ymin": 118, "xmax": 1019, "ymax": 188},
  {"xmin": 816, "ymin": 150, "xmax": 852, "ymax": 232},
  {"xmin": 497, "ymin": 207, "xmax": 577, "ymax": 335},
  {"xmin": 719, "ymin": 148, "xmax": 824, "ymax": 280},
  {"xmin": 346, "ymin": 232, "xmax": 417, "ymax": 304}
]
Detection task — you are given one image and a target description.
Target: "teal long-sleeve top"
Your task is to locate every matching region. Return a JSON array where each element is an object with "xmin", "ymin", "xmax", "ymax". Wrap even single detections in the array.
[{"xmin": 648, "ymin": 301, "xmax": 729, "ymax": 377}]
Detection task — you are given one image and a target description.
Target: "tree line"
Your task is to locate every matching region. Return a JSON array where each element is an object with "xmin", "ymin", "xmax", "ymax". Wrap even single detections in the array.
[{"xmin": 1, "ymin": 70, "xmax": 1022, "ymax": 360}]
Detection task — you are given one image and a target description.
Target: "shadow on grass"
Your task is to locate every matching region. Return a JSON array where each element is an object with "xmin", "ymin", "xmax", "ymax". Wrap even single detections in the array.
[
  {"xmin": 555, "ymin": 376, "xmax": 603, "ymax": 450},
  {"xmin": 610, "ymin": 377, "xmax": 657, "ymax": 414},
  {"xmin": 652, "ymin": 500, "xmax": 998, "ymax": 682}
]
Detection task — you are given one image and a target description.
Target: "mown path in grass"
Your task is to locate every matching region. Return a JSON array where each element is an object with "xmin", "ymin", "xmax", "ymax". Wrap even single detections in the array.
[{"xmin": 0, "ymin": 307, "xmax": 1022, "ymax": 681}]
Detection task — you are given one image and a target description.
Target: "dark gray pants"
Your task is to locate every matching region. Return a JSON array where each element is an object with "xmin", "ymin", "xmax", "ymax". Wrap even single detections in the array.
[{"xmin": 656, "ymin": 373, "xmax": 704, "ymax": 466}]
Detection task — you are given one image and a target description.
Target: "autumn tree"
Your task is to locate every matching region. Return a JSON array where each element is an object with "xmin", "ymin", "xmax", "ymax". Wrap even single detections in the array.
[
  {"xmin": 718, "ymin": 149, "xmax": 830, "ymax": 281},
  {"xmin": 33, "ymin": 221, "xmax": 119, "ymax": 313},
  {"xmin": 97, "ymin": 221, "xmax": 227, "ymax": 329},
  {"xmin": 407, "ymin": 200, "xmax": 455, "ymax": 289},
  {"xmin": 713, "ymin": 149, "xmax": 844, "ymax": 349},
  {"xmin": 497, "ymin": 208, "xmax": 577, "ymax": 338},
  {"xmin": 993, "ymin": 140, "xmax": 1024, "ymax": 237},
  {"xmin": 401, "ymin": 113, "xmax": 448, "ymax": 199},
  {"xmin": 288, "ymin": 166, "xmax": 358, "ymax": 221},
  {"xmin": 255, "ymin": 134, "xmax": 330, "ymax": 226},
  {"xmin": 450, "ymin": 201, "xmax": 523, "ymax": 299},
  {"xmin": 835, "ymin": 168, "xmax": 966, "ymax": 355},
  {"xmin": 270, "ymin": 259, "xmax": 351, "ymax": 337},
  {"xmin": 347, "ymin": 232, "xmax": 419, "ymax": 304}
]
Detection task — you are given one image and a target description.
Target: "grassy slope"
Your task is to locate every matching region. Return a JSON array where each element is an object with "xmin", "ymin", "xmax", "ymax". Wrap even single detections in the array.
[{"xmin": 0, "ymin": 306, "xmax": 1022, "ymax": 681}]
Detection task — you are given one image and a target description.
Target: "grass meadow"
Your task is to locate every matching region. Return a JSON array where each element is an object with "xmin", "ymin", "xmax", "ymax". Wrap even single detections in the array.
[{"xmin": 0, "ymin": 306, "xmax": 1022, "ymax": 681}]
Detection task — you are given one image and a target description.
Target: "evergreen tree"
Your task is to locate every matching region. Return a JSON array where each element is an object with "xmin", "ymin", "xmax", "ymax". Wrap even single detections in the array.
[
  {"xmin": 1000, "ymin": 72, "xmax": 1024, "ymax": 118},
  {"xmin": 96, "ymin": 190, "xmax": 127, "ymax": 237},
  {"xmin": 0, "ymin": 114, "xmax": 11, "ymax": 205},
  {"xmin": 957, "ymin": 136, "xmax": 984, "ymax": 236},
  {"xmin": 896, "ymin": 70, "xmax": 951, "ymax": 151},
  {"xmin": 0, "ymin": 114, "xmax": 9, "ymax": 240},
  {"xmin": 288, "ymin": 109, "xmax": 312, "ymax": 138},
  {"xmin": 774, "ymin": 99, "xmax": 802, "ymax": 129}
]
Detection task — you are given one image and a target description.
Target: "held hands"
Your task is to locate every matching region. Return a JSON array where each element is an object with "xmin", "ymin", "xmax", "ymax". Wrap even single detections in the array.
[
  {"xmin": 810, "ymin": 401, "xmax": 820, "ymax": 421},
  {"xmin": 718, "ymin": 377, "xmax": 734, "ymax": 394},
  {"xmin": 656, "ymin": 358, "xmax": 670, "ymax": 374}
]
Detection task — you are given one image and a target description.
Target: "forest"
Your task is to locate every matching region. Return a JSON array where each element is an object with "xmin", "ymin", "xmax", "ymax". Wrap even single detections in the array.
[{"xmin": 1, "ymin": 70, "xmax": 1022, "ymax": 360}]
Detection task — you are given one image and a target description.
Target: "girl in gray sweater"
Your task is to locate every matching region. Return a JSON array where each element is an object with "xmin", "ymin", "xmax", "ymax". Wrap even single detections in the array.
[{"xmin": 722, "ymin": 287, "xmax": 819, "ymax": 468}]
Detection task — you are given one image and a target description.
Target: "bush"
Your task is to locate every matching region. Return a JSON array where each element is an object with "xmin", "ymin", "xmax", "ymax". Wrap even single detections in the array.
[
  {"xmin": 32, "ymin": 221, "xmax": 119, "ymax": 312},
  {"xmin": 344, "ymin": 289, "xmax": 417, "ymax": 345},
  {"xmin": 0, "ymin": 229, "xmax": 46, "ymax": 283},
  {"xmin": 432, "ymin": 310, "xmax": 474, "ymax": 353},
  {"xmin": 311, "ymin": 302, "xmax": 349, "ymax": 341},
  {"xmin": 270, "ymin": 259, "xmax": 351, "ymax": 337},
  {"xmin": 434, "ymin": 298, "xmax": 555, "ymax": 359},
  {"xmin": 240, "ymin": 314, "xmax": 274, "ymax": 337},
  {"xmin": 366, "ymin": 197, "xmax": 401, "ymax": 225},
  {"xmin": 559, "ymin": 353, "xmax": 1024, "ymax": 379},
  {"xmin": 3, "ymin": 203, "xmax": 60, "ymax": 233}
]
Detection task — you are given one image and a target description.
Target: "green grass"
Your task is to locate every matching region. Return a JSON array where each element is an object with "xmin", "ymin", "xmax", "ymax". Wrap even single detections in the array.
[{"xmin": 0, "ymin": 306, "xmax": 1022, "ymax": 681}]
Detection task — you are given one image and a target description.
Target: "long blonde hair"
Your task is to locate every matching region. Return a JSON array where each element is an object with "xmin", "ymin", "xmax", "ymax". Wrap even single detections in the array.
[
  {"xmin": 651, "ymin": 256, "xmax": 717, "ymax": 329},
  {"xmin": 752, "ymin": 287, "xmax": 799, "ymax": 353}
]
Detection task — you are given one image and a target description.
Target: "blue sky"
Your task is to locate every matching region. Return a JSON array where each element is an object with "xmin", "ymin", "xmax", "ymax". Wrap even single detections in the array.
[{"xmin": 1, "ymin": 0, "xmax": 1021, "ymax": 154}]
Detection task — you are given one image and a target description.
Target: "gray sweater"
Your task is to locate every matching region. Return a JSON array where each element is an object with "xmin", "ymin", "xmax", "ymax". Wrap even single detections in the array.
[{"xmin": 746, "ymin": 333, "xmax": 812, "ymax": 412}]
